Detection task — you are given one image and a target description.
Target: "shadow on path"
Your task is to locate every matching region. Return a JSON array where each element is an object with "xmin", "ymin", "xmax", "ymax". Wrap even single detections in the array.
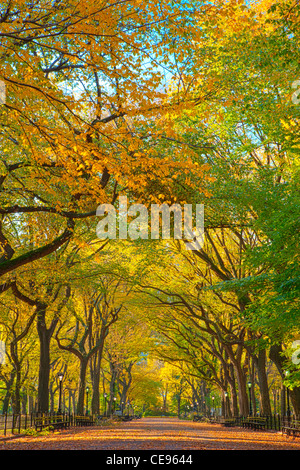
[{"xmin": 1, "ymin": 417, "xmax": 300, "ymax": 450}]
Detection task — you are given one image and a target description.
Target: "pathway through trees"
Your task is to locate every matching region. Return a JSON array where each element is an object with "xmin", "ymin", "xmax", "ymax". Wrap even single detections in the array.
[{"xmin": 1, "ymin": 417, "xmax": 300, "ymax": 450}]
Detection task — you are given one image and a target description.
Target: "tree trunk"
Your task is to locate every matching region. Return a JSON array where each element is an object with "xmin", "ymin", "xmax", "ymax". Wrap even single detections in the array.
[
  {"xmin": 90, "ymin": 331, "xmax": 106, "ymax": 415},
  {"xmin": 71, "ymin": 390, "xmax": 76, "ymax": 415},
  {"xmin": 108, "ymin": 366, "xmax": 118, "ymax": 416},
  {"xmin": 10, "ymin": 345, "xmax": 21, "ymax": 414},
  {"xmin": 1, "ymin": 372, "xmax": 15, "ymax": 413},
  {"xmin": 49, "ymin": 381, "xmax": 56, "ymax": 413},
  {"xmin": 91, "ymin": 350, "xmax": 101, "ymax": 415},
  {"xmin": 36, "ymin": 305, "xmax": 58, "ymax": 412},
  {"xmin": 225, "ymin": 394, "xmax": 232, "ymax": 417},
  {"xmin": 76, "ymin": 357, "xmax": 88, "ymax": 415},
  {"xmin": 177, "ymin": 395, "xmax": 181, "ymax": 418},
  {"xmin": 14, "ymin": 366, "xmax": 21, "ymax": 414},
  {"xmin": 229, "ymin": 382, "xmax": 239, "ymax": 416},
  {"xmin": 28, "ymin": 395, "xmax": 34, "ymax": 413},
  {"xmin": 226, "ymin": 345, "xmax": 248, "ymax": 416},
  {"xmin": 235, "ymin": 361, "xmax": 249, "ymax": 416},
  {"xmin": 255, "ymin": 349, "xmax": 271, "ymax": 415},
  {"xmin": 119, "ymin": 379, "xmax": 131, "ymax": 411},
  {"xmin": 162, "ymin": 383, "xmax": 168, "ymax": 413},
  {"xmin": 228, "ymin": 363, "xmax": 238, "ymax": 416},
  {"xmin": 37, "ymin": 312, "xmax": 51, "ymax": 412},
  {"xmin": 281, "ymin": 387, "xmax": 286, "ymax": 416}
]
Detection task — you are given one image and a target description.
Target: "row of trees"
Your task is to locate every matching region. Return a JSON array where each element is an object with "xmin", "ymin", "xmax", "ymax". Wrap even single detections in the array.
[
  {"xmin": 125, "ymin": 0, "xmax": 300, "ymax": 416},
  {"xmin": 0, "ymin": 0, "xmax": 203, "ymax": 414},
  {"xmin": 0, "ymin": 0, "xmax": 299, "ymax": 418}
]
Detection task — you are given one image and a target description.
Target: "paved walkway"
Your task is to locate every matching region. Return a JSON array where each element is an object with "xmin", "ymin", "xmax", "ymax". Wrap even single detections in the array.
[{"xmin": 1, "ymin": 417, "xmax": 300, "ymax": 450}]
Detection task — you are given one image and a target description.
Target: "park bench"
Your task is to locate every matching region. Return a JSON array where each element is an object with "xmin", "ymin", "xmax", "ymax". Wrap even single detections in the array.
[
  {"xmin": 75, "ymin": 415, "xmax": 96, "ymax": 426},
  {"xmin": 98, "ymin": 414, "xmax": 133, "ymax": 422},
  {"xmin": 242, "ymin": 416, "xmax": 267, "ymax": 431},
  {"xmin": 282, "ymin": 420, "xmax": 300, "ymax": 438},
  {"xmin": 219, "ymin": 417, "xmax": 236, "ymax": 427},
  {"xmin": 34, "ymin": 414, "xmax": 69, "ymax": 432}
]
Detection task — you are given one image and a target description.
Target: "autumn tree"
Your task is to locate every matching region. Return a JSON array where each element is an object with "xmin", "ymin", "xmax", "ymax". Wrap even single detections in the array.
[
  {"xmin": 0, "ymin": 0, "xmax": 209, "ymax": 286},
  {"xmin": 1, "ymin": 0, "xmax": 299, "ymax": 422},
  {"xmin": 55, "ymin": 279, "xmax": 123, "ymax": 415},
  {"xmin": 145, "ymin": 0, "xmax": 300, "ymax": 416},
  {"xmin": 0, "ymin": 295, "xmax": 37, "ymax": 413},
  {"xmin": 102, "ymin": 300, "xmax": 155, "ymax": 415}
]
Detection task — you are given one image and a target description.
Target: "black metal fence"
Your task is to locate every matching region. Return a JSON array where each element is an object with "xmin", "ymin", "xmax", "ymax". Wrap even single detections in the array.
[
  {"xmin": 0, "ymin": 413, "xmax": 33, "ymax": 436},
  {"xmin": 0, "ymin": 412, "xmax": 76, "ymax": 436},
  {"xmin": 1, "ymin": 412, "xmax": 297, "ymax": 437},
  {"xmin": 213, "ymin": 414, "xmax": 296, "ymax": 431},
  {"xmin": 192, "ymin": 413, "xmax": 300, "ymax": 432},
  {"xmin": 233, "ymin": 414, "xmax": 282, "ymax": 431},
  {"xmin": 0, "ymin": 412, "xmax": 141, "ymax": 437}
]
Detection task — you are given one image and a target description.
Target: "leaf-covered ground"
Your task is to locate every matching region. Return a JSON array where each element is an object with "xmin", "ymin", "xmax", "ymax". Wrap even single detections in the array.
[{"xmin": 1, "ymin": 417, "xmax": 300, "ymax": 450}]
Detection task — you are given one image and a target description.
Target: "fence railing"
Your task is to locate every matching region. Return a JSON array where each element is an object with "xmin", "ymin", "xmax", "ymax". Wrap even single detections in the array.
[
  {"xmin": 0, "ymin": 413, "xmax": 34, "ymax": 436},
  {"xmin": 213, "ymin": 414, "xmax": 294, "ymax": 431},
  {"xmin": 2, "ymin": 412, "xmax": 295, "ymax": 437},
  {"xmin": 0, "ymin": 412, "xmax": 74, "ymax": 436},
  {"xmin": 0, "ymin": 412, "xmax": 141, "ymax": 436}
]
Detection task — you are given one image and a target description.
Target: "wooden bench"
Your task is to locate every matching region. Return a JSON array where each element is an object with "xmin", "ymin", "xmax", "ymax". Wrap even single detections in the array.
[
  {"xmin": 34, "ymin": 415, "xmax": 69, "ymax": 432},
  {"xmin": 242, "ymin": 417, "xmax": 267, "ymax": 431},
  {"xmin": 74, "ymin": 415, "xmax": 95, "ymax": 426},
  {"xmin": 282, "ymin": 420, "xmax": 300, "ymax": 438},
  {"xmin": 219, "ymin": 417, "xmax": 236, "ymax": 427}
]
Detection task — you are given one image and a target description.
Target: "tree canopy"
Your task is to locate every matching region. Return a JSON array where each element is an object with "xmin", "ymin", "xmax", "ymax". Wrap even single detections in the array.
[{"xmin": 0, "ymin": 0, "xmax": 299, "ymax": 419}]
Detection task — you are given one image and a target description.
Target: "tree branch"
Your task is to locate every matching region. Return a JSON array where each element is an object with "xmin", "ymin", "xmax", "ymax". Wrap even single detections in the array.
[{"xmin": 0, "ymin": 219, "xmax": 75, "ymax": 277}]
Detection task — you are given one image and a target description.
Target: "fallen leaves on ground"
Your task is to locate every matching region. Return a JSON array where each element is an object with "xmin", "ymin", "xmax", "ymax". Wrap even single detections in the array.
[{"xmin": 0, "ymin": 417, "xmax": 300, "ymax": 451}]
